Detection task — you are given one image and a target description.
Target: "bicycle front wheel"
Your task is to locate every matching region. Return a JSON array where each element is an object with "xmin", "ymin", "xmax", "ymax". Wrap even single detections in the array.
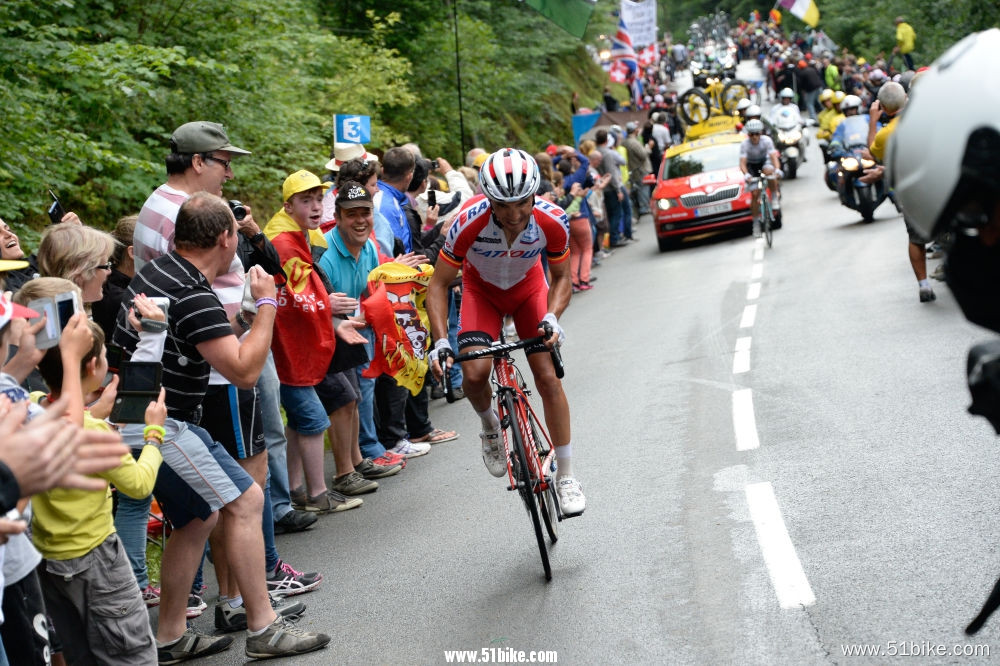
[
  {"xmin": 762, "ymin": 194, "xmax": 774, "ymax": 249},
  {"xmin": 527, "ymin": 410, "xmax": 559, "ymax": 544},
  {"xmin": 503, "ymin": 392, "xmax": 552, "ymax": 581}
]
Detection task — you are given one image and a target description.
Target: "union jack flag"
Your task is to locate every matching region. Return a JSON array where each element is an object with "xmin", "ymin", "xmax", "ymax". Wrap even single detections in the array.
[{"xmin": 610, "ymin": 17, "xmax": 638, "ymax": 75}]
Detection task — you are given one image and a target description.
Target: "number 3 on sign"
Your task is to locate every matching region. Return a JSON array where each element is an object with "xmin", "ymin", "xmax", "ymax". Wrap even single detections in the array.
[{"xmin": 335, "ymin": 114, "xmax": 371, "ymax": 144}]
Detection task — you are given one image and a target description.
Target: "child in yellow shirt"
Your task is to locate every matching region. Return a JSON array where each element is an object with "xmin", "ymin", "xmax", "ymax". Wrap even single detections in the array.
[{"xmin": 31, "ymin": 315, "xmax": 166, "ymax": 665}]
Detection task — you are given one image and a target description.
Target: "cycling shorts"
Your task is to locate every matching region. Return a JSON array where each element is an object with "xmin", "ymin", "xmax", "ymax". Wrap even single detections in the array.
[{"xmin": 458, "ymin": 262, "xmax": 549, "ymax": 355}]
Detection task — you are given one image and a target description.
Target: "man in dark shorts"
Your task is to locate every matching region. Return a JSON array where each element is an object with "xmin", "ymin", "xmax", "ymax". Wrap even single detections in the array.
[{"xmin": 114, "ymin": 193, "xmax": 330, "ymax": 661}]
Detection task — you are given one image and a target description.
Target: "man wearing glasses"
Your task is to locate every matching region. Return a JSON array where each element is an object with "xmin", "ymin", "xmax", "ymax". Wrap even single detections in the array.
[{"xmin": 134, "ymin": 121, "xmax": 250, "ymax": 269}]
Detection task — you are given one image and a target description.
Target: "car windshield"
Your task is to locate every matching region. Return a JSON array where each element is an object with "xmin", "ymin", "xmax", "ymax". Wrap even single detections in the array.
[{"xmin": 662, "ymin": 142, "xmax": 741, "ymax": 179}]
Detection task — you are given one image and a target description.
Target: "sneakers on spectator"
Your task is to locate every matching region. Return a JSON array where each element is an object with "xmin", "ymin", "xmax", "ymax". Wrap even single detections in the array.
[
  {"xmin": 556, "ymin": 477, "xmax": 586, "ymax": 517},
  {"xmin": 450, "ymin": 386, "xmax": 466, "ymax": 401},
  {"xmin": 273, "ymin": 509, "xmax": 318, "ymax": 534},
  {"xmin": 244, "ymin": 615, "xmax": 331, "ymax": 660},
  {"xmin": 356, "ymin": 457, "xmax": 402, "ymax": 479},
  {"xmin": 305, "ymin": 489, "xmax": 362, "ymax": 514},
  {"xmin": 266, "ymin": 559, "xmax": 323, "ymax": 597},
  {"xmin": 480, "ymin": 430, "xmax": 506, "ymax": 478},
  {"xmin": 930, "ymin": 264, "xmax": 946, "ymax": 281},
  {"xmin": 215, "ymin": 596, "xmax": 307, "ymax": 633},
  {"xmin": 374, "ymin": 451, "xmax": 406, "ymax": 469},
  {"xmin": 185, "ymin": 593, "xmax": 207, "ymax": 618},
  {"xmin": 389, "ymin": 439, "xmax": 431, "ymax": 459},
  {"xmin": 290, "ymin": 486, "xmax": 308, "ymax": 510},
  {"xmin": 430, "ymin": 383, "xmax": 445, "ymax": 400},
  {"xmin": 141, "ymin": 584, "xmax": 160, "ymax": 608},
  {"xmin": 331, "ymin": 470, "xmax": 379, "ymax": 495},
  {"xmin": 157, "ymin": 627, "xmax": 233, "ymax": 664}
]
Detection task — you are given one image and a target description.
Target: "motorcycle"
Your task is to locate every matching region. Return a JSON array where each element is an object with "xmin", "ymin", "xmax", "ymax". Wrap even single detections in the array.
[
  {"xmin": 830, "ymin": 115, "xmax": 888, "ymax": 222},
  {"xmin": 772, "ymin": 109, "xmax": 806, "ymax": 180}
]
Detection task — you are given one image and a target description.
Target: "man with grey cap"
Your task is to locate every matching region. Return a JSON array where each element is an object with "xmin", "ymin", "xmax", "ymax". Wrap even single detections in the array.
[
  {"xmin": 622, "ymin": 121, "xmax": 652, "ymax": 217},
  {"xmin": 134, "ymin": 121, "xmax": 252, "ymax": 269}
]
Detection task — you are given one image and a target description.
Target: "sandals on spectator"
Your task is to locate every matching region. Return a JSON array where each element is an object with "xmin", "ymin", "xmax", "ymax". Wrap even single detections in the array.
[{"xmin": 411, "ymin": 428, "xmax": 459, "ymax": 444}]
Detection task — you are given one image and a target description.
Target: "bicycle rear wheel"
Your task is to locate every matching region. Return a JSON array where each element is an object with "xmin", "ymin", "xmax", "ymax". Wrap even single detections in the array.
[
  {"xmin": 527, "ymin": 410, "xmax": 559, "ymax": 544},
  {"xmin": 503, "ymin": 392, "xmax": 551, "ymax": 581}
]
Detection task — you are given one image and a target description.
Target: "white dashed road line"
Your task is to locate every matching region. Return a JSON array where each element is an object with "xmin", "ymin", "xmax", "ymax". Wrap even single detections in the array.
[
  {"xmin": 729, "ymin": 241, "xmax": 815, "ymax": 610},
  {"xmin": 732, "ymin": 388, "xmax": 759, "ymax": 450},
  {"xmin": 745, "ymin": 482, "xmax": 816, "ymax": 609}
]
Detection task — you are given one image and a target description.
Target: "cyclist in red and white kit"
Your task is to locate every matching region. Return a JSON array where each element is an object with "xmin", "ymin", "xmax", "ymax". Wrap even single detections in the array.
[{"xmin": 427, "ymin": 148, "xmax": 586, "ymax": 517}]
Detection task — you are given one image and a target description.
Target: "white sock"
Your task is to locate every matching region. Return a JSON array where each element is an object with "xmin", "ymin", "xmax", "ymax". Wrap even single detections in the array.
[
  {"xmin": 918, "ymin": 279, "xmax": 930, "ymax": 288},
  {"xmin": 555, "ymin": 443, "xmax": 573, "ymax": 479},
  {"xmin": 227, "ymin": 595, "xmax": 243, "ymax": 609},
  {"xmin": 247, "ymin": 619, "xmax": 275, "ymax": 637},
  {"xmin": 477, "ymin": 407, "xmax": 500, "ymax": 432}
]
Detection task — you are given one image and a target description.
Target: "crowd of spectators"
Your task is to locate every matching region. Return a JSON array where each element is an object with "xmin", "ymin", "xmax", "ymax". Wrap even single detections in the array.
[{"xmin": 0, "ymin": 109, "xmax": 655, "ymax": 663}]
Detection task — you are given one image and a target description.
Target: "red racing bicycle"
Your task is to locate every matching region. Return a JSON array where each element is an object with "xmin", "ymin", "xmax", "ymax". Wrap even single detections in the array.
[{"xmin": 444, "ymin": 326, "xmax": 564, "ymax": 581}]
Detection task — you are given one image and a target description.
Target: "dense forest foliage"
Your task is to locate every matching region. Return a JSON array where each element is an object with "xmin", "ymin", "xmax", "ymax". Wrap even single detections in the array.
[{"xmin": 1, "ymin": 0, "xmax": 995, "ymax": 229}]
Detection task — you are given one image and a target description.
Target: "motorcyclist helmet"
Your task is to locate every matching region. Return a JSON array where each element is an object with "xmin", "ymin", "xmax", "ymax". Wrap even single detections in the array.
[
  {"xmin": 745, "ymin": 119, "xmax": 765, "ymax": 135},
  {"xmin": 745, "ymin": 104, "xmax": 762, "ymax": 119},
  {"xmin": 819, "ymin": 88, "xmax": 834, "ymax": 103},
  {"xmin": 833, "ymin": 91, "xmax": 846, "ymax": 105},
  {"xmin": 840, "ymin": 94, "xmax": 862, "ymax": 112},
  {"xmin": 779, "ymin": 88, "xmax": 794, "ymax": 99},
  {"xmin": 736, "ymin": 98, "xmax": 752, "ymax": 113},
  {"xmin": 888, "ymin": 28, "xmax": 1000, "ymax": 240},
  {"xmin": 478, "ymin": 148, "xmax": 541, "ymax": 203}
]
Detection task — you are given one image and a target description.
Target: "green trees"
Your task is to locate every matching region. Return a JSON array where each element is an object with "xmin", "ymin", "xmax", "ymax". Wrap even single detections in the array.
[
  {"xmin": 0, "ymin": 0, "xmax": 610, "ymax": 228},
  {"xmin": 1, "ymin": 0, "xmax": 991, "ymax": 229}
]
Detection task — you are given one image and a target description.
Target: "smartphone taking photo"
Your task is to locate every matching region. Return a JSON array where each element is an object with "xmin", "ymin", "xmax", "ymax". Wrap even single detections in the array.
[{"xmin": 47, "ymin": 190, "xmax": 66, "ymax": 225}]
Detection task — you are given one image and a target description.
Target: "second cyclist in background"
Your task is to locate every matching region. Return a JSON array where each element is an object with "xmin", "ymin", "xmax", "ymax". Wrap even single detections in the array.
[
  {"xmin": 427, "ymin": 148, "xmax": 586, "ymax": 517},
  {"xmin": 740, "ymin": 119, "xmax": 784, "ymax": 235}
]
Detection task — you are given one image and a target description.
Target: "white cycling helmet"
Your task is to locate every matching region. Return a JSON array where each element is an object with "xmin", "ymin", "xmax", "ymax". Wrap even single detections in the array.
[
  {"xmin": 478, "ymin": 148, "xmax": 541, "ymax": 203},
  {"xmin": 736, "ymin": 98, "xmax": 752, "ymax": 112},
  {"xmin": 779, "ymin": 87, "xmax": 795, "ymax": 99},
  {"xmin": 745, "ymin": 104, "xmax": 762, "ymax": 119},
  {"xmin": 840, "ymin": 94, "xmax": 862, "ymax": 111},
  {"xmin": 888, "ymin": 28, "xmax": 1000, "ymax": 240},
  {"xmin": 745, "ymin": 119, "xmax": 765, "ymax": 134}
]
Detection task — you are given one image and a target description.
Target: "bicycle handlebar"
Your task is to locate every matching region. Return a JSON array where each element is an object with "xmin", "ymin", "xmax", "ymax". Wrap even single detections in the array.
[{"xmin": 442, "ymin": 331, "xmax": 565, "ymax": 404}]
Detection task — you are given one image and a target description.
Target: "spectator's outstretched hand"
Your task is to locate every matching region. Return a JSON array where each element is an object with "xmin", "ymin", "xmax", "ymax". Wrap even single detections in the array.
[
  {"xmin": 0, "ymin": 395, "xmax": 127, "ymax": 496},
  {"xmin": 334, "ymin": 318, "xmax": 367, "ymax": 345}
]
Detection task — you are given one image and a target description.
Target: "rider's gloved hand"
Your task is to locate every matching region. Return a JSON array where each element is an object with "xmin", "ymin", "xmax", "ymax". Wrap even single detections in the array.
[
  {"xmin": 774, "ymin": 169, "xmax": 784, "ymax": 179},
  {"xmin": 428, "ymin": 338, "xmax": 453, "ymax": 369},
  {"xmin": 539, "ymin": 313, "xmax": 565, "ymax": 345},
  {"xmin": 744, "ymin": 173, "xmax": 752, "ymax": 182}
]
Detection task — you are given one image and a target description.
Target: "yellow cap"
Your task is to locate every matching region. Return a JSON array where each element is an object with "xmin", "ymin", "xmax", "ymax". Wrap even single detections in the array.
[
  {"xmin": 282, "ymin": 170, "xmax": 324, "ymax": 201},
  {"xmin": 472, "ymin": 153, "xmax": 488, "ymax": 169}
]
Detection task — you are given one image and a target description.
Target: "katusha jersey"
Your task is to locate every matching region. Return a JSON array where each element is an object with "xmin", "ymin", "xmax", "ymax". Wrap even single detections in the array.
[{"xmin": 439, "ymin": 194, "xmax": 570, "ymax": 290}]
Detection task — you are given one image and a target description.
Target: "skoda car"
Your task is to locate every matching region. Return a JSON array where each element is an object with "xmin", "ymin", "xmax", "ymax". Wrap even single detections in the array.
[{"xmin": 648, "ymin": 132, "xmax": 753, "ymax": 251}]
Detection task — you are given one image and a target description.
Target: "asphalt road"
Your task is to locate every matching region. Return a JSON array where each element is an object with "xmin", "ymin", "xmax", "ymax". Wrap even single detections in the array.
[{"xmin": 167, "ymin": 97, "xmax": 1000, "ymax": 666}]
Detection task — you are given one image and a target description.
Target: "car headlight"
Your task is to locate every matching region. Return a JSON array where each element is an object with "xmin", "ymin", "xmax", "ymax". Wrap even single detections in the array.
[
  {"xmin": 841, "ymin": 157, "xmax": 859, "ymax": 171},
  {"xmin": 783, "ymin": 130, "xmax": 802, "ymax": 143},
  {"xmin": 860, "ymin": 158, "xmax": 876, "ymax": 169},
  {"xmin": 656, "ymin": 198, "xmax": 679, "ymax": 210}
]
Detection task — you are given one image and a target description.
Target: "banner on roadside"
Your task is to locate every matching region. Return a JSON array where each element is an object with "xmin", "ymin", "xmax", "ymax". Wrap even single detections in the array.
[{"xmin": 619, "ymin": 0, "xmax": 657, "ymax": 47}]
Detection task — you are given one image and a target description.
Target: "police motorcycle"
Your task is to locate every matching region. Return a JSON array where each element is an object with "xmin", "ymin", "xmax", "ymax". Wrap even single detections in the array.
[
  {"xmin": 828, "ymin": 113, "xmax": 887, "ymax": 223},
  {"xmin": 772, "ymin": 107, "xmax": 806, "ymax": 180}
]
